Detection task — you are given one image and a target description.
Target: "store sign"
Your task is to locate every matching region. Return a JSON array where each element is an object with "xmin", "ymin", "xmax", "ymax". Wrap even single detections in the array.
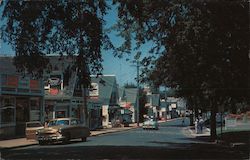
[
  {"xmin": 89, "ymin": 83, "xmax": 99, "ymax": 97},
  {"xmin": 49, "ymin": 78, "xmax": 61, "ymax": 87},
  {"xmin": 18, "ymin": 77, "xmax": 29, "ymax": 89},
  {"xmin": 50, "ymin": 88, "xmax": 59, "ymax": 95},
  {"xmin": 48, "ymin": 75, "xmax": 62, "ymax": 95},
  {"xmin": 30, "ymin": 80, "xmax": 40, "ymax": 89},
  {"xmin": 7, "ymin": 75, "xmax": 18, "ymax": 87}
]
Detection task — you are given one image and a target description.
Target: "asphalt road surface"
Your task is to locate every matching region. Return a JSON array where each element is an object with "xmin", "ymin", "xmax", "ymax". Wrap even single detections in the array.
[{"xmin": 1, "ymin": 118, "xmax": 248, "ymax": 160}]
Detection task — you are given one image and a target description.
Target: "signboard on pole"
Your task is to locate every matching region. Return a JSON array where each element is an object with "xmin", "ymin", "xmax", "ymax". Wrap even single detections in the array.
[{"xmin": 89, "ymin": 83, "xmax": 99, "ymax": 97}]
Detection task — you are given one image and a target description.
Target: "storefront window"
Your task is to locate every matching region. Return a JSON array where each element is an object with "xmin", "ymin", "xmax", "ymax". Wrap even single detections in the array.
[
  {"xmin": 0, "ymin": 97, "xmax": 15, "ymax": 125},
  {"xmin": 30, "ymin": 98, "xmax": 40, "ymax": 121},
  {"xmin": 45, "ymin": 101, "xmax": 54, "ymax": 121}
]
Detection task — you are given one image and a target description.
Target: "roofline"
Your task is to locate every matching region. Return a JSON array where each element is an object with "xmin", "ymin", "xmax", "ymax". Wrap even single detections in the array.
[{"xmin": 90, "ymin": 74, "xmax": 116, "ymax": 77}]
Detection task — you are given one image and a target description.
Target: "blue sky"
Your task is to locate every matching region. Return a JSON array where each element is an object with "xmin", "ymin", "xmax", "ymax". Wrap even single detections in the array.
[{"xmin": 0, "ymin": 3, "xmax": 152, "ymax": 86}]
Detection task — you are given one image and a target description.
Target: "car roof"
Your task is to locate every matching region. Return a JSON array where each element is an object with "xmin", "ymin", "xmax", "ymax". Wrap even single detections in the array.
[{"xmin": 49, "ymin": 118, "xmax": 79, "ymax": 121}]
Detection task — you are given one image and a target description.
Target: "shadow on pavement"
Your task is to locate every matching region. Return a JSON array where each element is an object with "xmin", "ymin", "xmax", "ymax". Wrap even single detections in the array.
[{"xmin": 2, "ymin": 143, "xmax": 248, "ymax": 160}]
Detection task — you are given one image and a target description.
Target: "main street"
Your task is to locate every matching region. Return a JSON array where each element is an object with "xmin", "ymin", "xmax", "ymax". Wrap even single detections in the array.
[{"xmin": 1, "ymin": 118, "xmax": 247, "ymax": 160}]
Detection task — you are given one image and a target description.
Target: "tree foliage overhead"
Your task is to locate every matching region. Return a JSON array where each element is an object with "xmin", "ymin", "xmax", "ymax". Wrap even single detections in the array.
[
  {"xmin": 114, "ymin": 0, "xmax": 249, "ymax": 140},
  {"xmin": 1, "ymin": 0, "xmax": 114, "ymax": 84}
]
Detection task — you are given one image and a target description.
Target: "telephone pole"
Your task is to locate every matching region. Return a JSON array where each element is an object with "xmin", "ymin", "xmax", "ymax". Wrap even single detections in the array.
[
  {"xmin": 131, "ymin": 52, "xmax": 141, "ymax": 127},
  {"xmin": 136, "ymin": 59, "xmax": 140, "ymax": 127}
]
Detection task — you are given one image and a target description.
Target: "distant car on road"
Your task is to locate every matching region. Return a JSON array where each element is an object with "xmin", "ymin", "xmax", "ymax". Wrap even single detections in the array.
[
  {"xmin": 185, "ymin": 110, "xmax": 190, "ymax": 117},
  {"xmin": 36, "ymin": 118, "xmax": 90, "ymax": 145},
  {"xmin": 142, "ymin": 118, "xmax": 159, "ymax": 130},
  {"xmin": 26, "ymin": 121, "xmax": 44, "ymax": 140}
]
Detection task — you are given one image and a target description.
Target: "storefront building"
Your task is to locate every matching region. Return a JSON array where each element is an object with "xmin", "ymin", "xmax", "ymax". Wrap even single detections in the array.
[
  {"xmin": 90, "ymin": 75, "xmax": 120, "ymax": 128},
  {"xmin": 0, "ymin": 57, "xmax": 44, "ymax": 138},
  {"xmin": 44, "ymin": 56, "xmax": 85, "ymax": 122}
]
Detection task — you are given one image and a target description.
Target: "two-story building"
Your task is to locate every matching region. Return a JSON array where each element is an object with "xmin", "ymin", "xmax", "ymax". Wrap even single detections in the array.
[
  {"xmin": 119, "ymin": 87, "xmax": 138, "ymax": 123},
  {"xmin": 0, "ymin": 56, "xmax": 44, "ymax": 138},
  {"xmin": 90, "ymin": 75, "xmax": 120, "ymax": 128}
]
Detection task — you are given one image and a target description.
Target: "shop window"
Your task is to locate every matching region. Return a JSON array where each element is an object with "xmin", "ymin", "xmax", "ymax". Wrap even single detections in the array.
[
  {"xmin": 45, "ymin": 104, "xmax": 54, "ymax": 121},
  {"xmin": 1, "ymin": 97, "xmax": 15, "ymax": 125},
  {"xmin": 30, "ymin": 99, "xmax": 40, "ymax": 121}
]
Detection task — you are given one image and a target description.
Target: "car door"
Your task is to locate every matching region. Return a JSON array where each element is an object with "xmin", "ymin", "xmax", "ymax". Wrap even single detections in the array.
[{"xmin": 70, "ymin": 119, "xmax": 80, "ymax": 138}]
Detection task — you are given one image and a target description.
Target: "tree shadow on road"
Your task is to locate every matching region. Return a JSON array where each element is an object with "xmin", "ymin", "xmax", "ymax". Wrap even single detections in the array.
[{"xmin": 2, "ymin": 142, "xmax": 248, "ymax": 160}]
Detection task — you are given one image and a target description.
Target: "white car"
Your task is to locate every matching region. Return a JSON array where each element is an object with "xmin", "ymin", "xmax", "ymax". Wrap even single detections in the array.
[{"xmin": 142, "ymin": 118, "xmax": 159, "ymax": 130}]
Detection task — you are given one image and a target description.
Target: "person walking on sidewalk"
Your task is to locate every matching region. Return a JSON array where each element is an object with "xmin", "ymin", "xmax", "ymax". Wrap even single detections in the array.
[{"xmin": 181, "ymin": 115, "xmax": 185, "ymax": 126}]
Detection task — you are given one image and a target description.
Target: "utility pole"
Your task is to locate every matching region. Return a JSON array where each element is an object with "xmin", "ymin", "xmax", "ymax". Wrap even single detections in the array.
[
  {"xmin": 131, "ymin": 51, "xmax": 141, "ymax": 127},
  {"xmin": 136, "ymin": 59, "xmax": 140, "ymax": 127}
]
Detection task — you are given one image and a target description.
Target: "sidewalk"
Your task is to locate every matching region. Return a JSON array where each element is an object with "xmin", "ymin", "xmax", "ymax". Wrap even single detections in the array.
[
  {"xmin": 188, "ymin": 126, "xmax": 211, "ymax": 137},
  {"xmin": 0, "ymin": 123, "xmax": 140, "ymax": 150}
]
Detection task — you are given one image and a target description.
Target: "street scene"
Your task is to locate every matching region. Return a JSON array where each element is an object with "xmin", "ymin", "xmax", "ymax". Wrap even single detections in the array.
[
  {"xmin": 1, "ymin": 118, "xmax": 248, "ymax": 159},
  {"xmin": 0, "ymin": 0, "xmax": 249, "ymax": 160}
]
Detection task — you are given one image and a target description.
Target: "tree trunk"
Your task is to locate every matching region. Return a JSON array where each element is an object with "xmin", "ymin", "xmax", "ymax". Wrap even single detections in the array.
[
  {"xmin": 83, "ymin": 87, "xmax": 88, "ymax": 127},
  {"xmin": 190, "ymin": 111, "xmax": 194, "ymax": 126},
  {"xmin": 210, "ymin": 103, "xmax": 217, "ymax": 142},
  {"xmin": 195, "ymin": 107, "xmax": 199, "ymax": 119}
]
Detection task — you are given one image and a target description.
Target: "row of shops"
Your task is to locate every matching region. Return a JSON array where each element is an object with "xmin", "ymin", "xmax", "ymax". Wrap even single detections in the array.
[{"xmin": 0, "ymin": 56, "xmax": 137, "ymax": 138}]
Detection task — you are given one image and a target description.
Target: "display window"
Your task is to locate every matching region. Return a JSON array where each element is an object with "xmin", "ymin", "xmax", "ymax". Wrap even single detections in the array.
[
  {"xmin": 0, "ymin": 97, "xmax": 15, "ymax": 125},
  {"xmin": 30, "ymin": 98, "xmax": 41, "ymax": 121}
]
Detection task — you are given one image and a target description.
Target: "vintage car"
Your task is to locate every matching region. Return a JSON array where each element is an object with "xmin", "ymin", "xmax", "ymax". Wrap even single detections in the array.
[
  {"xmin": 36, "ymin": 118, "xmax": 90, "ymax": 145},
  {"xmin": 142, "ymin": 117, "xmax": 159, "ymax": 130},
  {"xmin": 26, "ymin": 121, "xmax": 44, "ymax": 140}
]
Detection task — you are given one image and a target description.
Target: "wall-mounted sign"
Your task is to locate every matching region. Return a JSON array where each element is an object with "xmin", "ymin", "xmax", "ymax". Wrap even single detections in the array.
[
  {"xmin": 49, "ymin": 78, "xmax": 61, "ymax": 87},
  {"xmin": 48, "ymin": 74, "xmax": 62, "ymax": 95},
  {"xmin": 18, "ymin": 77, "xmax": 29, "ymax": 89},
  {"xmin": 30, "ymin": 80, "xmax": 40, "ymax": 89},
  {"xmin": 7, "ymin": 75, "xmax": 18, "ymax": 87},
  {"xmin": 89, "ymin": 83, "xmax": 99, "ymax": 97}
]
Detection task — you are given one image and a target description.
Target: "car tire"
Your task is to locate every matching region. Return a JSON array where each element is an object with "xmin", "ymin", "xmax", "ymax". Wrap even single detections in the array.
[
  {"xmin": 39, "ymin": 141, "xmax": 47, "ymax": 145},
  {"xmin": 81, "ymin": 137, "xmax": 87, "ymax": 142},
  {"xmin": 63, "ymin": 133, "xmax": 70, "ymax": 144}
]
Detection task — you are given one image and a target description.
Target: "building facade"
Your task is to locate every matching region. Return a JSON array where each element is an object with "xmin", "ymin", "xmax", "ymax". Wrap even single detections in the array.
[
  {"xmin": 90, "ymin": 75, "xmax": 120, "ymax": 128},
  {"xmin": 0, "ymin": 57, "xmax": 44, "ymax": 138}
]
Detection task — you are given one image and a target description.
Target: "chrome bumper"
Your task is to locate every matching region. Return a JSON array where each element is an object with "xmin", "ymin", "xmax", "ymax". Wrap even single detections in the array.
[{"xmin": 37, "ymin": 135, "xmax": 65, "ymax": 141}]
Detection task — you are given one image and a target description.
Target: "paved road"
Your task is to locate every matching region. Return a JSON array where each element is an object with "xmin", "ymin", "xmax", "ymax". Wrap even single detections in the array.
[{"xmin": 1, "ymin": 118, "xmax": 248, "ymax": 160}]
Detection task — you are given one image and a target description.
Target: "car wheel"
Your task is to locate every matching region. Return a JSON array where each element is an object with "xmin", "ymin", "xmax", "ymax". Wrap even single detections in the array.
[
  {"xmin": 39, "ymin": 141, "xmax": 47, "ymax": 145},
  {"xmin": 81, "ymin": 137, "xmax": 87, "ymax": 142},
  {"xmin": 63, "ymin": 133, "xmax": 70, "ymax": 144}
]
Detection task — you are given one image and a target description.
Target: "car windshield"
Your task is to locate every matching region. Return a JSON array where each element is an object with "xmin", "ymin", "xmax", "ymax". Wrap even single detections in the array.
[
  {"xmin": 48, "ymin": 120, "xmax": 69, "ymax": 127},
  {"xmin": 26, "ymin": 122, "xmax": 43, "ymax": 128}
]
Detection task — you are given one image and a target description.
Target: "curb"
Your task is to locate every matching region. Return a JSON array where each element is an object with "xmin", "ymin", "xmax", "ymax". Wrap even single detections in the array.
[
  {"xmin": 0, "ymin": 143, "xmax": 38, "ymax": 152},
  {"xmin": 0, "ymin": 126, "xmax": 140, "ymax": 151},
  {"xmin": 90, "ymin": 126, "xmax": 139, "ymax": 137},
  {"xmin": 1, "ymin": 121, "xmax": 173, "ymax": 150}
]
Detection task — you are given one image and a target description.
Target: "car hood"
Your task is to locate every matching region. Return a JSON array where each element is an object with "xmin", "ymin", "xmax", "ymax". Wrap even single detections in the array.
[{"xmin": 38, "ymin": 126, "xmax": 64, "ymax": 133}]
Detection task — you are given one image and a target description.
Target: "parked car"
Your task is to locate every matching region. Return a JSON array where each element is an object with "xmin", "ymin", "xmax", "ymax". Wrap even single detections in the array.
[
  {"xmin": 185, "ymin": 110, "xmax": 190, "ymax": 117},
  {"xmin": 142, "ymin": 118, "xmax": 159, "ymax": 130},
  {"xmin": 122, "ymin": 114, "xmax": 132, "ymax": 127},
  {"xmin": 36, "ymin": 118, "xmax": 90, "ymax": 145},
  {"xmin": 26, "ymin": 121, "xmax": 44, "ymax": 140}
]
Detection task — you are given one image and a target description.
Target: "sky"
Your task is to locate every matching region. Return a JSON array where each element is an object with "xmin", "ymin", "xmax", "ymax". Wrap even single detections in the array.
[{"xmin": 0, "ymin": 2, "xmax": 152, "ymax": 87}]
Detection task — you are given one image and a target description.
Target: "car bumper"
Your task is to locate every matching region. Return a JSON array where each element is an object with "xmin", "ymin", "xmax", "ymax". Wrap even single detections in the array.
[
  {"xmin": 37, "ymin": 135, "xmax": 65, "ymax": 142},
  {"xmin": 142, "ymin": 125, "xmax": 158, "ymax": 129}
]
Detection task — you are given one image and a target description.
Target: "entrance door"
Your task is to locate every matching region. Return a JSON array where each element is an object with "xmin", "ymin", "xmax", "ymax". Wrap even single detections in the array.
[
  {"xmin": 55, "ymin": 105, "xmax": 69, "ymax": 118},
  {"xmin": 16, "ymin": 98, "xmax": 29, "ymax": 136}
]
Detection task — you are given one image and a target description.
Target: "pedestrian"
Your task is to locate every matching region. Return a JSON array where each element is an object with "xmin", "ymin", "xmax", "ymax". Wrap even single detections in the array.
[
  {"xmin": 199, "ymin": 117, "xmax": 204, "ymax": 133},
  {"xmin": 195, "ymin": 118, "xmax": 199, "ymax": 133},
  {"xmin": 182, "ymin": 115, "xmax": 185, "ymax": 126}
]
